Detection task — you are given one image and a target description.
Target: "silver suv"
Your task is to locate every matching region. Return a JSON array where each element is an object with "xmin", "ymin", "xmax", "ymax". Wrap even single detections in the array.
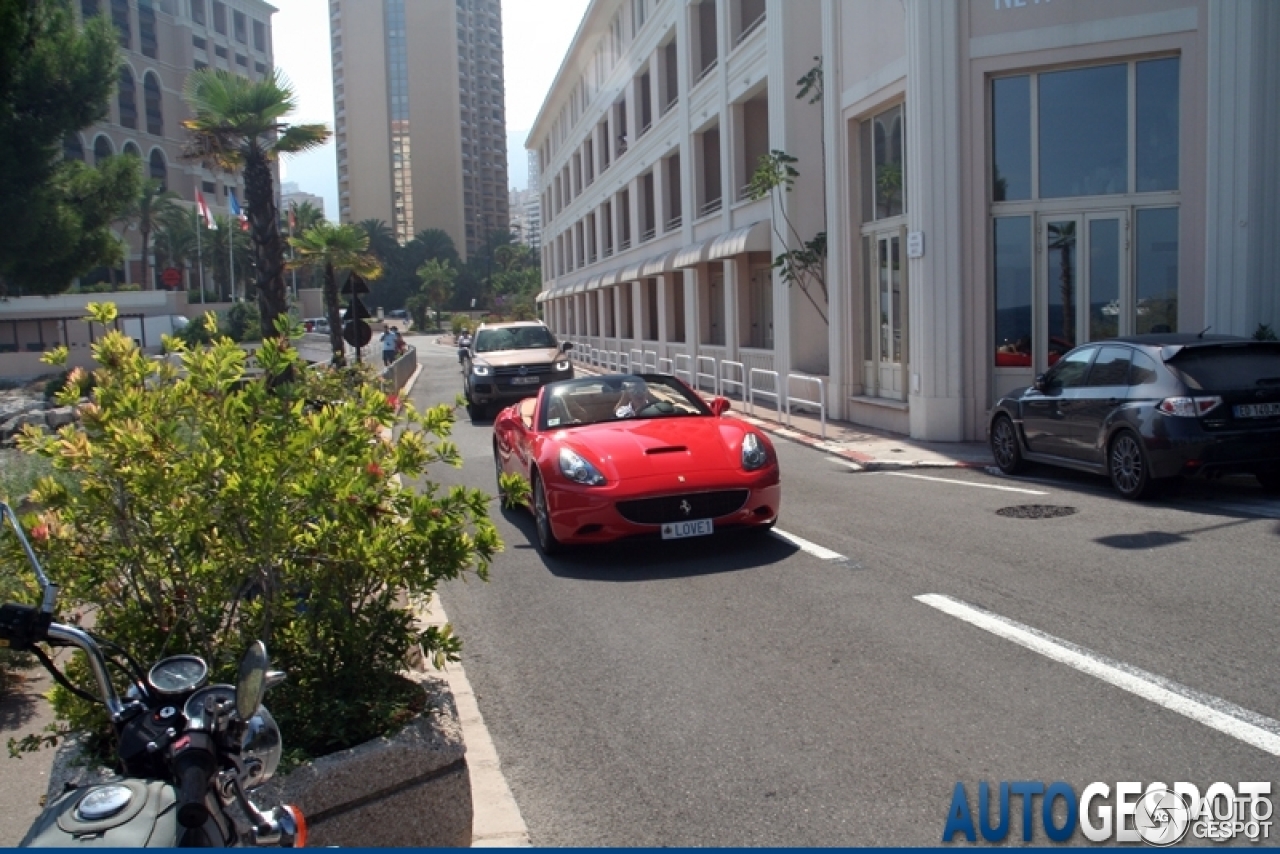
[{"xmin": 461, "ymin": 321, "xmax": 574, "ymax": 418}]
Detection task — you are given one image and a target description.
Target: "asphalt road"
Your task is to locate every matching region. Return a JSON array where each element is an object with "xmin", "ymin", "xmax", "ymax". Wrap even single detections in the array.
[{"xmin": 411, "ymin": 339, "xmax": 1280, "ymax": 847}]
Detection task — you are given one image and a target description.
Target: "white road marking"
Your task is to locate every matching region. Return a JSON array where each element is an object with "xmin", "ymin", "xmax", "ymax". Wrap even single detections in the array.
[
  {"xmin": 771, "ymin": 528, "xmax": 846, "ymax": 561},
  {"xmin": 876, "ymin": 471, "xmax": 1050, "ymax": 495},
  {"xmin": 915, "ymin": 593, "xmax": 1280, "ymax": 757}
]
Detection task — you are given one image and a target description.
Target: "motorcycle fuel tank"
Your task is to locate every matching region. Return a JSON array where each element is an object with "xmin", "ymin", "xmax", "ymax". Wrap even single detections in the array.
[{"xmin": 21, "ymin": 778, "xmax": 179, "ymax": 847}]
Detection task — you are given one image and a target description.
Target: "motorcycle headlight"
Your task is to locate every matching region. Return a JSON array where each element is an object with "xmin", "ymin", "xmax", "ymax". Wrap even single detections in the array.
[
  {"xmin": 559, "ymin": 447, "xmax": 606, "ymax": 485},
  {"xmin": 239, "ymin": 704, "xmax": 282, "ymax": 789},
  {"xmin": 471, "ymin": 361, "xmax": 492, "ymax": 377},
  {"xmin": 554, "ymin": 359, "xmax": 571, "ymax": 372},
  {"xmin": 741, "ymin": 432, "xmax": 770, "ymax": 471}
]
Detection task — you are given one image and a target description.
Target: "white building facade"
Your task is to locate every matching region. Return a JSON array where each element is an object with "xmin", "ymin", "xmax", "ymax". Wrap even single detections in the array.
[{"xmin": 530, "ymin": 0, "xmax": 1280, "ymax": 442}]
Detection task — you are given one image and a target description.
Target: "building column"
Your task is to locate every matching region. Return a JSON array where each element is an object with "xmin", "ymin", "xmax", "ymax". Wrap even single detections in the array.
[
  {"xmin": 628, "ymin": 176, "xmax": 642, "ymax": 249},
  {"xmin": 905, "ymin": 0, "xmax": 965, "ymax": 441},
  {"xmin": 723, "ymin": 257, "xmax": 741, "ymax": 358}
]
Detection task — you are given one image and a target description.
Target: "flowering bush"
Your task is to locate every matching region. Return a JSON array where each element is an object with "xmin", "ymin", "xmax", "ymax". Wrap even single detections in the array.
[{"xmin": 11, "ymin": 303, "xmax": 519, "ymax": 762}]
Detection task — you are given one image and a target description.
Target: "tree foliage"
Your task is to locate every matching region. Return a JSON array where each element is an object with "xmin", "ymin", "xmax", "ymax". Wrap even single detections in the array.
[
  {"xmin": 289, "ymin": 221, "xmax": 381, "ymax": 363},
  {"xmin": 182, "ymin": 68, "xmax": 330, "ymax": 339},
  {"xmin": 0, "ymin": 0, "xmax": 140, "ymax": 293},
  {"xmin": 747, "ymin": 150, "xmax": 828, "ymax": 323},
  {"xmin": 11, "ymin": 302, "xmax": 523, "ymax": 762}
]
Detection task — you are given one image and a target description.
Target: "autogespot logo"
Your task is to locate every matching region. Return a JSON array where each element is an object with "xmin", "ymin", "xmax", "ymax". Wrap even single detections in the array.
[{"xmin": 942, "ymin": 781, "xmax": 1273, "ymax": 845}]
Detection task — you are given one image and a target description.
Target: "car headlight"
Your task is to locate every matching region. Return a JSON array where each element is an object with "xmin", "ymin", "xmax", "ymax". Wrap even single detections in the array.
[
  {"xmin": 554, "ymin": 359, "xmax": 571, "ymax": 372},
  {"xmin": 741, "ymin": 432, "xmax": 770, "ymax": 471},
  {"xmin": 559, "ymin": 447, "xmax": 606, "ymax": 485},
  {"xmin": 471, "ymin": 361, "xmax": 492, "ymax": 377}
]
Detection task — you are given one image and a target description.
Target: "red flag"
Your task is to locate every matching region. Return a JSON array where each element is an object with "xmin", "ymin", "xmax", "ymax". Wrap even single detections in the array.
[
  {"xmin": 288, "ymin": 205, "xmax": 297, "ymax": 233},
  {"xmin": 195, "ymin": 190, "xmax": 217, "ymax": 230}
]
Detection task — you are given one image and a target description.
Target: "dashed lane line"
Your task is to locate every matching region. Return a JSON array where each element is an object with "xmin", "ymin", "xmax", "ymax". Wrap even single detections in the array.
[
  {"xmin": 771, "ymin": 528, "xmax": 847, "ymax": 562},
  {"xmin": 915, "ymin": 593, "xmax": 1280, "ymax": 757}
]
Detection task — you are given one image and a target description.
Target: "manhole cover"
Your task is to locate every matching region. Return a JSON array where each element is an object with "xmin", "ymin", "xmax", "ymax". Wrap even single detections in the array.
[{"xmin": 996, "ymin": 504, "xmax": 1078, "ymax": 519}]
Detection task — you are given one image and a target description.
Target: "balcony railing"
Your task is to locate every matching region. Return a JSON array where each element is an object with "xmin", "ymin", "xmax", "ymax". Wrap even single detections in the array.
[
  {"xmin": 699, "ymin": 198, "xmax": 722, "ymax": 218},
  {"xmin": 735, "ymin": 13, "xmax": 766, "ymax": 46},
  {"xmin": 641, "ymin": 226, "xmax": 656, "ymax": 243},
  {"xmin": 695, "ymin": 59, "xmax": 717, "ymax": 84},
  {"xmin": 665, "ymin": 214, "xmax": 682, "ymax": 231},
  {"xmin": 619, "ymin": 238, "xmax": 631, "ymax": 251}
]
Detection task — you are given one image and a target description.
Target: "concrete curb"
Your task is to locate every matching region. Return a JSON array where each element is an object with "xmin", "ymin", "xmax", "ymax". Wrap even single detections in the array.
[{"xmin": 399, "ymin": 351, "xmax": 531, "ymax": 848}]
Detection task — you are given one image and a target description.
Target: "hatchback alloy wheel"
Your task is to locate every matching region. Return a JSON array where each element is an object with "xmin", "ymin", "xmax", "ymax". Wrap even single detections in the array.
[
  {"xmin": 1109, "ymin": 430, "xmax": 1154, "ymax": 500},
  {"xmin": 990, "ymin": 414, "xmax": 1026, "ymax": 475}
]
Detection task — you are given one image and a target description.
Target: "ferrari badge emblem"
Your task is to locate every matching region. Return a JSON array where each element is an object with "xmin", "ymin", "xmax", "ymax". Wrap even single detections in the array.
[{"xmin": 678, "ymin": 500, "xmax": 692, "ymax": 517}]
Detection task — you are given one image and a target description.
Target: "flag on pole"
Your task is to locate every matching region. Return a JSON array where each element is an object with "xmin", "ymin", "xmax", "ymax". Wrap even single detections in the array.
[
  {"xmin": 288, "ymin": 204, "xmax": 297, "ymax": 234},
  {"xmin": 195, "ymin": 189, "xmax": 217, "ymax": 230},
  {"xmin": 229, "ymin": 189, "xmax": 249, "ymax": 232}
]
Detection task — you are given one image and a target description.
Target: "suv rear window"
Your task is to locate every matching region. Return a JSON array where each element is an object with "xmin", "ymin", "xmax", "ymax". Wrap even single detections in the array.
[{"xmin": 1167, "ymin": 343, "xmax": 1280, "ymax": 391}]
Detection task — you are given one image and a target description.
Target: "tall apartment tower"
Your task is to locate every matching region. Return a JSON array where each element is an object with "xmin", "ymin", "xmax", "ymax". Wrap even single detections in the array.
[{"xmin": 330, "ymin": 0, "xmax": 509, "ymax": 259}]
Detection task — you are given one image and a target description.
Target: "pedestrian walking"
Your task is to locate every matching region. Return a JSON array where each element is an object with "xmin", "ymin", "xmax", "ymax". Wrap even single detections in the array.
[
  {"xmin": 380, "ymin": 326, "xmax": 397, "ymax": 366},
  {"xmin": 394, "ymin": 329, "xmax": 408, "ymax": 357}
]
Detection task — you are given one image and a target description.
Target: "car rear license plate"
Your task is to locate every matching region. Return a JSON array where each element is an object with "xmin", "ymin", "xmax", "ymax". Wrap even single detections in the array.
[
  {"xmin": 661, "ymin": 519, "xmax": 714, "ymax": 540},
  {"xmin": 510, "ymin": 376, "xmax": 540, "ymax": 385},
  {"xmin": 1234, "ymin": 402, "xmax": 1280, "ymax": 418}
]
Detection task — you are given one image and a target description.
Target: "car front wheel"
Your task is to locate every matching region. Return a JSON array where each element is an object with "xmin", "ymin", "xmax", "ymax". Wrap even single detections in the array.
[
  {"xmin": 532, "ymin": 473, "xmax": 561, "ymax": 556},
  {"xmin": 989, "ymin": 414, "xmax": 1026, "ymax": 475},
  {"xmin": 1108, "ymin": 429, "xmax": 1158, "ymax": 500}
]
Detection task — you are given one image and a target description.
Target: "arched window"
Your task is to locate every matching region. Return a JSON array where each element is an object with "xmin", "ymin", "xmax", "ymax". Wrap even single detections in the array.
[
  {"xmin": 111, "ymin": 0, "xmax": 131, "ymax": 49},
  {"xmin": 149, "ymin": 150, "xmax": 168, "ymax": 189},
  {"xmin": 118, "ymin": 66, "xmax": 137, "ymax": 129},
  {"xmin": 93, "ymin": 135, "xmax": 114, "ymax": 165},
  {"xmin": 123, "ymin": 141, "xmax": 141, "ymax": 160},
  {"xmin": 144, "ymin": 73, "xmax": 163, "ymax": 135},
  {"xmin": 64, "ymin": 133, "xmax": 85, "ymax": 162},
  {"xmin": 81, "ymin": 0, "xmax": 101, "ymax": 19}
]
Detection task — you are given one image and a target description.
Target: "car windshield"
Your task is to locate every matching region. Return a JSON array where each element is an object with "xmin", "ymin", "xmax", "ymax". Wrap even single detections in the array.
[
  {"xmin": 1167, "ymin": 343, "xmax": 1280, "ymax": 391},
  {"xmin": 474, "ymin": 327, "xmax": 557, "ymax": 353},
  {"xmin": 539, "ymin": 375, "xmax": 709, "ymax": 430}
]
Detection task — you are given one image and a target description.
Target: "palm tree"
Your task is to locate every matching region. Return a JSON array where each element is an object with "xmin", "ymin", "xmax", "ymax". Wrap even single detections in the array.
[
  {"xmin": 359, "ymin": 219, "xmax": 400, "ymax": 264},
  {"xmin": 409, "ymin": 228, "xmax": 460, "ymax": 266},
  {"xmin": 153, "ymin": 207, "xmax": 197, "ymax": 283},
  {"xmin": 414, "ymin": 258, "xmax": 456, "ymax": 331},
  {"xmin": 289, "ymin": 221, "xmax": 381, "ymax": 364},
  {"xmin": 181, "ymin": 68, "xmax": 330, "ymax": 337},
  {"xmin": 291, "ymin": 200, "xmax": 324, "ymax": 233},
  {"xmin": 118, "ymin": 179, "xmax": 181, "ymax": 289}
]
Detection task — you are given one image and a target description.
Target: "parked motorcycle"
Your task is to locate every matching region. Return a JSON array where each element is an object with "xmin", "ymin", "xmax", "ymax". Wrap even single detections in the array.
[{"xmin": 0, "ymin": 502, "xmax": 305, "ymax": 847}]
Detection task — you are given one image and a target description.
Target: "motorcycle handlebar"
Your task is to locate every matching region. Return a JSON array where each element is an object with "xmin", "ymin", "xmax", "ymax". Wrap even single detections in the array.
[{"xmin": 171, "ymin": 733, "xmax": 217, "ymax": 829}]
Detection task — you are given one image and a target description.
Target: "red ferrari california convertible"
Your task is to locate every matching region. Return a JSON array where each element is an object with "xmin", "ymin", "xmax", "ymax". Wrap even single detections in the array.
[{"xmin": 492, "ymin": 373, "xmax": 781, "ymax": 554}]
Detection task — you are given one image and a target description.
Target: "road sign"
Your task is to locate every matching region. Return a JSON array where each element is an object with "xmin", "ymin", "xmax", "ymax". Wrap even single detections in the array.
[
  {"xmin": 341, "ymin": 273, "xmax": 370, "ymax": 295},
  {"xmin": 161, "ymin": 267, "xmax": 181, "ymax": 288},
  {"xmin": 345, "ymin": 296, "xmax": 372, "ymax": 319},
  {"xmin": 343, "ymin": 319, "xmax": 372, "ymax": 348}
]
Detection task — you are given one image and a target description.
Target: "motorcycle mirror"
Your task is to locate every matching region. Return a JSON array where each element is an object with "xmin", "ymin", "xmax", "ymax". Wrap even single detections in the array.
[{"xmin": 235, "ymin": 640, "xmax": 270, "ymax": 720}]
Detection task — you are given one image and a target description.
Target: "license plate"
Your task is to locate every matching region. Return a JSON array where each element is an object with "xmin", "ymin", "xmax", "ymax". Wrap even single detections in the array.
[
  {"xmin": 661, "ymin": 519, "xmax": 714, "ymax": 540},
  {"xmin": 510, "ymin": 376, "xmax": 540, "ymax": 385},
  {"xmin": 1234, "ymin": 402, "xmax": 1280, "ymax": 418}
]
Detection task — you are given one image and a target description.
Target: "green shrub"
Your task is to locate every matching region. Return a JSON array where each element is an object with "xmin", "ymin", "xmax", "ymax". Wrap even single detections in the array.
[
  {"xmin": 1253, "ymin": 323, "xmax": 1277, "ymax": 342},
  {"xmin": 9, "ymin": 303, "xmax": 525, "ymax": 765},
  {"xmin": 224, "ymin": 301, "xmax": 262, "ymax": 343},
  {"xmin": 450, "ymin": 314, "xmax": 471, "ymax": 336}
]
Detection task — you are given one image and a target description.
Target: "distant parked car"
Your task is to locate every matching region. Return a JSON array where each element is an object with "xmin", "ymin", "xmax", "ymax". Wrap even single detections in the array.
[
  {"xmin": 988, "ymin": 334, "xmax": 1280, "ymax": 499},
  {"xmin": 304, "ymin": 317, "xmax": 330, "ymax": 334}
]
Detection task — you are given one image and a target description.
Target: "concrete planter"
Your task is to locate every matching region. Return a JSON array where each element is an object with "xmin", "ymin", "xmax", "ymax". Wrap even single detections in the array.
[{"xmin": 46, "ymin": 674, "xmax": 472, "ymax": 848}]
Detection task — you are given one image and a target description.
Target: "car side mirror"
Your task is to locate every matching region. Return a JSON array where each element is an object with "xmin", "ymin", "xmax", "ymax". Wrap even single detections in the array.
[
  {"xmin": 1033, "ymin": 374, "xmax": 1047, "ymax": 392},
  {"xmin": 561, "ymin": 341, "xmax": 574, "ymax": 352},
  {"xmin": 710, "ymin": 397, "xmax": 731, "ymax": 416}
]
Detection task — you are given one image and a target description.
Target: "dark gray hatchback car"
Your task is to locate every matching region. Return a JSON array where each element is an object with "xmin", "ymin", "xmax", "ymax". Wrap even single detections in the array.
[{"xmin": 987, "ymin": 334, "xmax": 1280, "ymax": 499}]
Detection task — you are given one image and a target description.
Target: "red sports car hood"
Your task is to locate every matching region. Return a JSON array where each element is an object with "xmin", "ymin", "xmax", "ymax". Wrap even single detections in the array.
[{"xmin": 558, "ymin": 417, "xmax": 753, "ymax": 480}]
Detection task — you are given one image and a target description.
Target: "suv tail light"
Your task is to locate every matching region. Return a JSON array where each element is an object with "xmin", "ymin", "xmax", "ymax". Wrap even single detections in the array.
[{"xmin": 1157, "ymin": 396, "xmax": 1222, "ymax": 417}]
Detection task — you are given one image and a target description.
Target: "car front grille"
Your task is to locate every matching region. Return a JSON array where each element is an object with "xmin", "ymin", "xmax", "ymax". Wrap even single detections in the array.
[
  {"xmin": 493, "ymin": 364, "xmax": 553, "ymax": 378},
  {"xmin": 616, "ymin": 490, "xmax": 749, "ymax": 524}
]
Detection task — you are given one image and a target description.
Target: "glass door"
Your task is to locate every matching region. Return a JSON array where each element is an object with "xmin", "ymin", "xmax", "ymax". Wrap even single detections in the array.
[
  {"xmin": 860, "ymin": 230, "xmax": 907, "ymax": 399},
  {"xmin": 1037, "ymin": 211, "xmax": 1127, "ymax": 372}
]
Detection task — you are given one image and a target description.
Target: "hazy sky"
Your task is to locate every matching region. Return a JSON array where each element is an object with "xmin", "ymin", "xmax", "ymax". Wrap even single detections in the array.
[{"xmin": 270, "ymin": 0, "xmax": 592, "ymax": 219}]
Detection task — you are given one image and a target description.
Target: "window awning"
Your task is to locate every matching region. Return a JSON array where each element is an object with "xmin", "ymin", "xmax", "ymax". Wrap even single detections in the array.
[
  {"xmin": 673, "ymin": 220, "xmax": 772, "ymax": 268},
  {"xmin": 618, "ymin": 256, "xmax": 647, "ymax": 282},
  {"xmin": 641, "ymin": 250, "xmax": 678, "ymax": 276}
]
